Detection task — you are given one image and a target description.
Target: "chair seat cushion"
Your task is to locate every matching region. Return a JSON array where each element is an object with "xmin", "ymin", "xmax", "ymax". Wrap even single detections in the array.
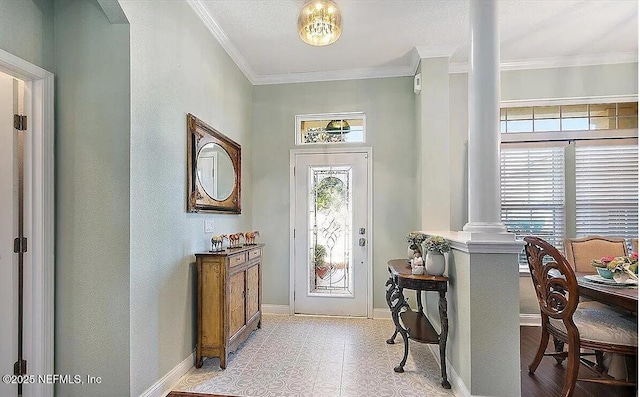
[{"xmin": 549, "ymin": 308, "xmax": 638, "ymax": 346}]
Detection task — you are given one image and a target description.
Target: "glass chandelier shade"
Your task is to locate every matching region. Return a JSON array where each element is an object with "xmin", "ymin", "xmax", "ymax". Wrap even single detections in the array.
[{"xmin": 298, "ymin": 0, "xmax": 342, "ymax": 46}]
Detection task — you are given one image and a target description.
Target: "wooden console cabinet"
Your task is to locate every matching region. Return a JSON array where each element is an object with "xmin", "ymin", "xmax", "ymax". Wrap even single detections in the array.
[{"xmin": 195, "ymin": 244, "xmax": 263, "ymax": 369}]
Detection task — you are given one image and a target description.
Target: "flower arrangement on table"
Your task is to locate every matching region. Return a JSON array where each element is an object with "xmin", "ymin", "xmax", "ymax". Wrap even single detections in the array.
[
  {"xmin": 423, "ymin": 235, "xmax": 451, "ymax": 254},
  {"xmin": 406, "ymin": 232, "xmax": 428, "ymax": 257},
  {"xmin": 591, "ymin": 253, "xmax": 638, "ymax": 282}
]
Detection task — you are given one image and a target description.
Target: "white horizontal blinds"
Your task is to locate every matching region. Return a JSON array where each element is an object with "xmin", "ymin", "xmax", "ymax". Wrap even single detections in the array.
[
  {"xmin": 501, "ymin": 147, "xmax": 565, "ymax": 265},
  {"xmin": 575, "ymin": 144, "xmax": 639, "ymax": 239}
]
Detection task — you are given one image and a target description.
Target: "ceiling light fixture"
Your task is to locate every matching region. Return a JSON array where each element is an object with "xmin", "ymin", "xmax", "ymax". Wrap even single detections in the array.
[{"xmin": 298, "ymin": 0, "xmax": 342, "ymax": 46}]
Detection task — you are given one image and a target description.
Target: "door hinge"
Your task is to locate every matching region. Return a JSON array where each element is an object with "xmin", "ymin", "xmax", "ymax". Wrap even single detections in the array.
[
  {"xmin": 13, "ymin": 237, "xmax": 27, "ymax": 253},
  {"xmin": 293, "ymin": 229, "xmax": 295, "ymax": 238},
  {"xmin": 14, "ymin": 359, "xmax": 27, "ymax": 376},
  {"xmin": 293, "ymin": 167, "xmax": 296, "ymax": 176},
  {"xmin": 13, "ymin": 114, "xmax": 27, "ymax": 131}
]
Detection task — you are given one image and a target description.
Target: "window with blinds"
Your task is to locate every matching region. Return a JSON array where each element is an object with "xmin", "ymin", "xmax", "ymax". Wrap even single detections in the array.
[
  {"xmin": 575, "ymin": 144, "xmax": 639, "ymax": 239},
  {"xmin": 501, "ymin": 147, "xmax": 566, "ymax": 266}
]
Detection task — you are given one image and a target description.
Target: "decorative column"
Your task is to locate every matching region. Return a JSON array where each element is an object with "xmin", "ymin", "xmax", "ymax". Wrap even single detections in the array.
[{"xmin": 462, "ymin": 0, "xmax": 508, "ymax": 236}]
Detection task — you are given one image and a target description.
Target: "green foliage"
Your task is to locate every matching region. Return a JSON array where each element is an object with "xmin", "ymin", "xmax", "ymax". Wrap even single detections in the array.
[
  {"xmin": 423, "ymin": 236, "xmax": 451, "ymax": 254},
  {"xmin": 315, "ymin": 177, "xmax": 346, "ymax": 211},
  {"xmin": 314, "ymin": 244, "xmax": 327, "ymax": 268}
]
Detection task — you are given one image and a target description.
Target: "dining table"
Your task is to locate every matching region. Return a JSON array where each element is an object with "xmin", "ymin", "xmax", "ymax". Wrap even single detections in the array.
[{"xmin": 576, "ymin": 271, "xmax": 638, "ymax": 314}]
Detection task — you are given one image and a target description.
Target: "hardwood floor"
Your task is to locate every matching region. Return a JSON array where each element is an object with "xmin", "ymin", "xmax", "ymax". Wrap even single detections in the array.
[{"xmin": 521, "ymin": 326, "xmax": 637, "ymax": 397}]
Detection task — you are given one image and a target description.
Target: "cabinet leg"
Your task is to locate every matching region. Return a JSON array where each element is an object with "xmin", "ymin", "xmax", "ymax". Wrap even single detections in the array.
[
  {"xmin": 386, "ymin": 329, "xmax": 398, "ymax": 344},
  {"xmin": 385, "ymin": 276, "xmax": 400, "ymax": 344},
  {"xmin": 438, "ymin": 290, "xmax": 451, "ymax": 389},
  {"xmin": 195, "ymin": 353, "xmax": 203, "ymax": 369},
  {"xmin": 220, "ymin": 354, "xmax": 227, "ymax": 370},
  {"xmin": 394, "ymin": 327, "xmax": 409, "ymax": 373}
]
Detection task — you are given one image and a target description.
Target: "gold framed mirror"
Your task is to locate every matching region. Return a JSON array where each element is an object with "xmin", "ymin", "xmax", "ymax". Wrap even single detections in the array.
[{"xmin": 187, "ymin": 113, "xmax": 241, "ymax": 213}]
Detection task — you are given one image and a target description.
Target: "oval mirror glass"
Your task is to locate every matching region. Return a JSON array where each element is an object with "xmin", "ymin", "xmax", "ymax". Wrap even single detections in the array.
[{"xmin": 197, "ymin": 143, "xmax": 235, "ymax": 201}]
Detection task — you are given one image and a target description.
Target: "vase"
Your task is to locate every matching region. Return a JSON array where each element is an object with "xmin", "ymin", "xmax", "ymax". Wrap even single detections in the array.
[{"xmin": 425, "ymin": 251, "xmax": 446, "ymax": 276}]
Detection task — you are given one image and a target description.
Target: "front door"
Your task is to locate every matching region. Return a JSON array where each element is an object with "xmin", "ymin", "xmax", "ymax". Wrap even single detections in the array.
[{"xmin": 293, "ymin": 151, "xmax": 370, "ymax": 316}]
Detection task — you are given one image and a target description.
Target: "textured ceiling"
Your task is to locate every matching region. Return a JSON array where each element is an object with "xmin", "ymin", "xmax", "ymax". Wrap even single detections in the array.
[{"xmin": 193, "ymin": 0, "xmax": 638, "ymax": 84}]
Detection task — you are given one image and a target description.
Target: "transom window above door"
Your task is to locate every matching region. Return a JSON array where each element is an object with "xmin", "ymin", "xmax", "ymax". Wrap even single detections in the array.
[
  {"xmin": 296, "ymin": 112, "xmax": 366, "ymax": 145},
  {"xmin": 500, "ymin": 102, "xmax": 638, "ymax": 133}
]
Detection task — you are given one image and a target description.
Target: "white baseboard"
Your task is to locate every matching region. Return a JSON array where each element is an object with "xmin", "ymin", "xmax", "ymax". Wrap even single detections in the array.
[
  {"xmin": 520, "ymin": 313, "xmax": 541, "ymax": 327},
  {"xmin": 372, "ymin": 308, "xmax": 391, "ymax": 319},
  {"xmin": 261, "ymin": 304, "xmax": 290, "ymax": 315},
  {"xmin": 427, "ymin": 345, "xmax": 470, "ymax": 397},
  {"xmin": 261, "ymin": 305, "xmax": 393, "ymax": 319},
  {"xmin": 138, "ymin": 351, "xmax": 194, "ymax": 397}
]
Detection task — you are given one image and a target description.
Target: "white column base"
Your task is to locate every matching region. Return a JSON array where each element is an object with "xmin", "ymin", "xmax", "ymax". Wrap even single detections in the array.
[{"xmin": 462, "ymin": 222, "xmax": 507, "ymax": 235}]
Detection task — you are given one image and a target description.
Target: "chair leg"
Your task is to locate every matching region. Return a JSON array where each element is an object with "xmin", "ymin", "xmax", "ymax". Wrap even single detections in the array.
[
  {"xmin": 529, "ymin": 326, "xmax": 550, "ymax": 374},
  {"xmin": 554, "ymin": 337, "xmax": 566, "ymax": 365},
  {"xmin": 561, "ymin": 334, "xmax": 580, "ymax": 397}
]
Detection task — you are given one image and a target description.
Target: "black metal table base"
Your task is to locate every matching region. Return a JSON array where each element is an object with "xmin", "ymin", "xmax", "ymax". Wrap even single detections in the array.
[{"xmin": 385, "ymin": 274, "xmax": 451, "ymax": 389}]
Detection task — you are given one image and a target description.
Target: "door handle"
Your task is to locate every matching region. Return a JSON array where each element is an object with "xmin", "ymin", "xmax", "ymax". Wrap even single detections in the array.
[{"xmin": 359, "ymin": 238, "xmax": 366, "ymax": 247}]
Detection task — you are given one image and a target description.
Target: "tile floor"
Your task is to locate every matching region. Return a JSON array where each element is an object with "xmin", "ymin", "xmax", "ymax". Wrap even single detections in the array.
[{"xmin": 173, "ymin": 314, "xmax": 455, "ymax": 397}]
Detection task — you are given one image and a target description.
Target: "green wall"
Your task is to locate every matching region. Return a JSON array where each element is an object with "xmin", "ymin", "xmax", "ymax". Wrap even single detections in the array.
[
  {"xmin": 0, "ymin": 0, "xmax": 54, "ymax": 71},
  {"xmin": 253, "ymin": 77, "xmax": 417, "ymax": 310},
  {"xmin": 54, "ymin": 0, "xmax": 131, "ymax": 396},
  {"xmin": 501, "ymin": 62, "xmax": 639, "ymax": 101},
  {"xmin": 119, "ymin": 1, "xmax": 254, "ymax": 394}
]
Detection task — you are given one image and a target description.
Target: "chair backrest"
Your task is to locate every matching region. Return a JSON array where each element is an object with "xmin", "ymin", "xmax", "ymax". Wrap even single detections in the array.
[
  {"xmin": 632, "ymin": 238, "xmax": 638, "ymax": 254},
  {"xmin": 564, "ymin": 235, "xmax": 628, "ymax": 273},
  {"xmin": 524, "ymin": 236, "xmax": 579, "ymax": 322}
]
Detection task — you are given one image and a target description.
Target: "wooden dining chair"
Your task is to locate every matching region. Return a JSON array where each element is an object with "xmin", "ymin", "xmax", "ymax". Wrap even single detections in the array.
[
  {"xmin": 564, "ymin": 235, "xmax": 628, "ymax": 273},
  {"xmin": 524, "ymin": 236, "xmax": 637, "ymax": 397},
  {"xmin": 632, "ymin": 238, "xmax": 638, "ymax": 254}
]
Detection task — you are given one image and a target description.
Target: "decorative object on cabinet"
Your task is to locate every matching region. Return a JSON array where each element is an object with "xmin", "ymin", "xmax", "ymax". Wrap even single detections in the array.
[
  {"xmin": 210, "ymin": 234, "xmax": 227, "ymax": 252},
  {"xmin": 187, "ymin": 113, "xmax": 241, "ymax": 214},
  {"xmin": 244, "ymin": 231, "xmax": 260, "ymax": 245},
  {"xmin": 295, "ymin": 112, "xmax": 365, "ymax": 145},
  {"xmin": 228, "ymin": 233, "xmax": 243, "ymax": 248},
  {"xmin": 406, "ymin": 231, "xmax": 427, "ymax": 259},
  {"xmin": 195, "ymin": 244, "xmax": 264, "ymax": 369}
]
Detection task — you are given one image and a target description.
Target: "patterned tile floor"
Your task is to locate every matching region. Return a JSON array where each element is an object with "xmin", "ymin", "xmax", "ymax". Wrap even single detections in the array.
[{"xmin": 173, "ymin": 315, "xmax": 455, "ymax": 397}]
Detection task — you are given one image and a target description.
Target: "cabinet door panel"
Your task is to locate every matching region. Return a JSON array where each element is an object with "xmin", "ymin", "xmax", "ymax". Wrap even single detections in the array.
[
  {"xmin": 201, "ymin": 263, "xmax": 223, "ymax": 346},
  {"xmin": 229, "ymin": 271, "xmax": 245, "ymax": 336},
  {"xmin": 246, "ymin": 264, "xmax": 260, "ymax": 319}
]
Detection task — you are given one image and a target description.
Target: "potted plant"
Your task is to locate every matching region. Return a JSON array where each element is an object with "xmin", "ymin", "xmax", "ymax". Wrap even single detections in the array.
[
  {"xmin": 422, "ymin": 235, "xmax": 451, "ymax": 276},
  {"xmin": 314, "ymin": 244, "xmax": 330, "ymax": 279},
  {"xmin": 406, "ymin": 231, "xmax": 428, "ymax": 259}
]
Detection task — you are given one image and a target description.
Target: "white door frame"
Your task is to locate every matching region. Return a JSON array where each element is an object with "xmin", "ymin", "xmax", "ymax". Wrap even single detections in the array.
[
  {"xmin": 0, "ymin": 49, "xmax": 54, "ymax": 397},
  {"xmin": 289, "ymin": 147, "xmax": 373, "ymax": 318}
]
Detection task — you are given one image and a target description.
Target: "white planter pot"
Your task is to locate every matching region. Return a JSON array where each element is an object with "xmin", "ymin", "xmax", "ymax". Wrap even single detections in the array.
[{"xmin": 425, "ymin": 251, "xmax": 446, "ymax": 276}]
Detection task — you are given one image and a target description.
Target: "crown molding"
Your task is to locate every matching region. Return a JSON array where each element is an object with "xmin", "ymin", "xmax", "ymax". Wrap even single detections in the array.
[
  {"xmin": 449, "ymin": 52, "xmax": 638, "ymax": 74},
  {"xmin": 97, "ymin": 0, "xmax": 129, "ymax": 24},
  {"xmin": 187, "ymin": 0, "xmax": 257, "ymax": 84},
  {"xmin": 410, "ymin": 46, "xmax": 458, "ymax": 74},
  {"xmin": 186, "ymin": 3, "xmax": 637, "ymax": 85},
  {"xmin": 253, "ymin": 65, "xmax": 415, "ymax": 85}
]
